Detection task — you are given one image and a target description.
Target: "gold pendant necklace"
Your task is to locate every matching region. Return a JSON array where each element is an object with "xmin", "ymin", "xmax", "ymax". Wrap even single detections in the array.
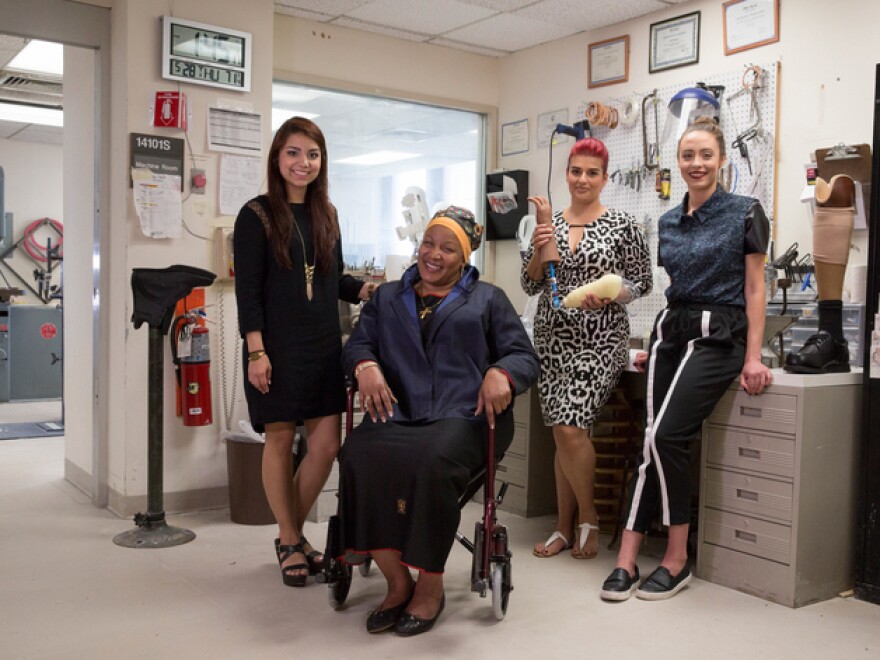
[
  {"xmin": 290, "ymin": 213, "xmax": 315, "ymax": 301},
  {"xmin": 417, "ymin": 295, "xmax": 444, "ymax": 319}
]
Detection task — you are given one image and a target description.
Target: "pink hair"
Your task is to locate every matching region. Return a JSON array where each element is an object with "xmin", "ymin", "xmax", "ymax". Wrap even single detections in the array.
[{"xmin": 568, "ymin": 137, "xmax": 609, "ymax": 172}]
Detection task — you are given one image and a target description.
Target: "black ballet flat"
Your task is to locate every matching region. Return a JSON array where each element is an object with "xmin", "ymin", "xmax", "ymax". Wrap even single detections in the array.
[
  {"xmin": 366, "ymin": 594, "xmax": 413, "ymax": 634},
  {"xmin": 394, "ymin": 594, "xmax": 445, "ymax": 637}
]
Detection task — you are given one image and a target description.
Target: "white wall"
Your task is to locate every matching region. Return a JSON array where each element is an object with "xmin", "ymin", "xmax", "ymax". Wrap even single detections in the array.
[
  {"xmin": 495, "ymin": 0, "xmax": 880, "ymax": 312},
  {"xmin": 0, "ymin": 140, "xmax": 63, "ymax": 305}
]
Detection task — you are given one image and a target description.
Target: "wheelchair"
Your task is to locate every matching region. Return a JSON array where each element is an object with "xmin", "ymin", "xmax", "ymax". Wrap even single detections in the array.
[{"xmin": 317, "ymin": 386, "xmax": 514, "ymax": 621}]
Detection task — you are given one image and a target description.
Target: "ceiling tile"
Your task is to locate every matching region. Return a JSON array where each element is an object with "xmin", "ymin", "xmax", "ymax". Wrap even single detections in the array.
[
  {"xmin": 515, "ymin": 0, "xmax": 668, "ymax": 32},
  {"xmin": 331, "ymin": 17, "xmax": 430, "ymax": 42},
  {"xmin": 274, "ymin": 0, "xmax": 372, "ymax": 15},
  {"xmin": 347, "ymin": 0, "xmax": 497, "ymax": 35},
  {"xmin": 458, "ymin": 0, "xmax": 538, "ymax": 8},
  {"xmin": 274, "ymin": 6, "xmax": 335, "ymax": 22},
  {"xmin": 10, "ymin": 124, "xmax": 62, "ymax": 145},
  {"xmin": 444, "ymin": 12, "xmax": 580, "ymax": 52},
  {"xmin": 428, "ymin": 37, "xmax": 510, "ymax": 57}
]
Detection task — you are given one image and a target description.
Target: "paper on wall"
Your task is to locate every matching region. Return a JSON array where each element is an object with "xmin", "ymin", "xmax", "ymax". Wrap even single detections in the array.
[
  {"xmin": 131, "ymin": 168, "xmax": 182, "ymax": 239},
  {"xmin": 219, "ymin": 154, "xmax": 263, "ymax": 216}
]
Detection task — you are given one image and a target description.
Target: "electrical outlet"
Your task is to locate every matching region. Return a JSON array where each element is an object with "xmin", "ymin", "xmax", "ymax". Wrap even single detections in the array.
[{"xmin": 191, "ymin": 168, "xmax": 206, "ymax": 195}]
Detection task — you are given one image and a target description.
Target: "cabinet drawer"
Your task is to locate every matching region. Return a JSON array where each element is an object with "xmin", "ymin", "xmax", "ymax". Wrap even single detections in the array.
[
  {"xmin": 496, "ymin": 453, "xmax": 526, "ymax": 487},
  {"xmin": 704, "ymin": 468, "xmax": 793, "ymax": 523},
  {"xmin": 703, "ymin": 507, "xmax": 790, "ymax": 565},
  {"xmin": 507, "ymin": 422, "xmax": 527, "ymax": 458},
  {"xmin": 705, "ymin": 425, "xmax": 795, "ymax": 478},
  {"xmin": 499, "ymin": 482, "xmax": 526, "ymax": 514},
  {"xmin": 708, "ymin": 390, "xmax": 797, "ymax": 434}
]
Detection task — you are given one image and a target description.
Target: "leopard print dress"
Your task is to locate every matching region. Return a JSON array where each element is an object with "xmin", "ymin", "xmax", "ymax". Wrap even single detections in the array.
[{"xmin": 520, "ymin": 208, "xmax": 652, "ymax": 429}]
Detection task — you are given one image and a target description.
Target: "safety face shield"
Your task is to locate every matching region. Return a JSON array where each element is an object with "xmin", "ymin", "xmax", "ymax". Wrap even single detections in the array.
[{"xmin": 662, "ymin": 87, "xmax": 720, "ymax": 144}]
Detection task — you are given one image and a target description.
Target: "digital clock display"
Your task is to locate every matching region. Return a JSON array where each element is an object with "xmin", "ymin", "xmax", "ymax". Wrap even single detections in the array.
[
  {"xmin": 170, "ymin": 58, "xmax": 244, "ymax": 88},
  {"xmin": 170, "ymin": 24, "xmax": 245, "ymax": 68},
  {"xmin": 162, "ymin": 16, "xmax": 251, "ymax": 92}
]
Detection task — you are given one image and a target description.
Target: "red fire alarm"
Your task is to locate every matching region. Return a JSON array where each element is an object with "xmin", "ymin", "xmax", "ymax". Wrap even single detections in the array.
[{"xmin": 153, "ymin": 91, "xmax": 188, "ymax": 130}]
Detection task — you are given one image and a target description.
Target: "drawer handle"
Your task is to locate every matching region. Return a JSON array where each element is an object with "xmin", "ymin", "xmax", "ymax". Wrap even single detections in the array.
[
  {"xmin": 740, "ymin": 406, "xmax": 762, "ymax": 418},
  {"xmin": 736, "ymin": 489, "xmax": 759, "ymax": 502},
  {"xmin": 735, "ymin": 530, "xmax": 758, "ymax": 543},
  {"xmin": 738, "ymin": 447, "xmax": 761, "ymax": 460}
]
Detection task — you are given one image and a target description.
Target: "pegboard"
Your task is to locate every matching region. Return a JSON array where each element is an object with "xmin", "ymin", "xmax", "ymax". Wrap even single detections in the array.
[{"xmin": 573, "ymin": 62, "xmax": 779, "ymax": 339}]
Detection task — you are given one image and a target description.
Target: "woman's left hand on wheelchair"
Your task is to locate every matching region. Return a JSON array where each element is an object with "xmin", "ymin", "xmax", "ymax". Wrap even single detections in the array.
[{"xmin": 476, "ymin": 367, "xmax": 512, "ymax": 429}]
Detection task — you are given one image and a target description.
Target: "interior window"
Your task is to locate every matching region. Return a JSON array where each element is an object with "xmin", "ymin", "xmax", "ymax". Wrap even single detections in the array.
[{"xmin": 272, "ymin": 81, "xmax": 486, "ymax": 276}]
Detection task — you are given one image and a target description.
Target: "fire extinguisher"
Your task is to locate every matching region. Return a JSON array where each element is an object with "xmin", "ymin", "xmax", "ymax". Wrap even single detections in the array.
[{"xmin": 170, "ymin": 312, "xmax": 213, "ymax": 426}]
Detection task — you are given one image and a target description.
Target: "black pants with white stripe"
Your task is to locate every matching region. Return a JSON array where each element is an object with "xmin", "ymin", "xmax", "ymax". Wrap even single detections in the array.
[{"xmin": 625, "ymin": 303, "xmax": 747, "ymax": 533}]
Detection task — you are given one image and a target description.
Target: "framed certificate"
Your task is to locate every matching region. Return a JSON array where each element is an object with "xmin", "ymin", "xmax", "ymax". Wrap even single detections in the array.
[
  {"xmin": 501, "ymin": 119, "xmax": 529, "ymax": 157},
  {"xmin": 649, "ymin": 11, "xmax": 700, "ymax": 73},
  {"xmin": 588, "ymin": 35, "xmax": 629, "ymax": 88},
  {"xmin": 723, "ymin": 0, "xmax": 780, "ymax": 55}
]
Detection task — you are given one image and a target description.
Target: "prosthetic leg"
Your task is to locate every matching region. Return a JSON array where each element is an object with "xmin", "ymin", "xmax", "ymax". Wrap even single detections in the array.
[{"xmin": 784, "ymin": 175, "xmax": 854, "ymax": 373}]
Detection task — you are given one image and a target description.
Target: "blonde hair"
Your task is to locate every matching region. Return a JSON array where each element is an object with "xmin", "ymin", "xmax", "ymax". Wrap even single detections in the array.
[{"xmin": 677, "ymin": 116, "xmax": 726, "ymax": 159}]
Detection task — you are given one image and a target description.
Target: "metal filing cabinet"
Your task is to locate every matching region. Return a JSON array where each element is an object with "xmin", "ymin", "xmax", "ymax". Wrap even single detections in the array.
[
  {"xmin": 494, "ymin": 387, "xmax": 556, "ymax": 517},
  {"xmin": 6, "ymin": 305, "xmax": 63, "ymax": 401},
  {"xmin": 697, "ymin": 370, "xmax": 862, "ymax": 607}
]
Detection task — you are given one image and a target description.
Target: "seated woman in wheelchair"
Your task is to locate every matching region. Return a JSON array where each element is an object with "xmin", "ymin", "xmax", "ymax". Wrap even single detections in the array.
[{"xmin": 339, "ymin": 206, "xmax": 540, "ymax": 636}]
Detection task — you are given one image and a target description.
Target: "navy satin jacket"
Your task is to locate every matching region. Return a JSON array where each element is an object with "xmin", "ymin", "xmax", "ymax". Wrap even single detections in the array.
[{"xmin": 342, "ymin": 263, "xmax": 540, "ymax": 423}]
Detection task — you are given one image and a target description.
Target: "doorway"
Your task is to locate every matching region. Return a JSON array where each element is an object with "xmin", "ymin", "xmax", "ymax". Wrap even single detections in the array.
[{"xmin": 0, "ymin": 0, "xmax": 111, "ymax": 505}]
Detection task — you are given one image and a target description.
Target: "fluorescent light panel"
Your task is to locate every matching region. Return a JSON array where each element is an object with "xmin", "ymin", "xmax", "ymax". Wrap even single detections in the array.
[
  {"xmin": 7, "ymin": 40, "xmax": 63, "ymax": 76},
  {"xmin": 0, "ymin": 102, "xmax": 63, "ymax": 127},
  {"xmin": 336, "ymin": 151, "xmax": 420, "ymax": 166}
]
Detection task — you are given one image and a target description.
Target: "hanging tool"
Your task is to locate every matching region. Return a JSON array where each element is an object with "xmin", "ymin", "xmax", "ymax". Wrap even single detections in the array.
[
  {"xmin": 641, "ymin": 90, "xmax": 661, "ymax": 171},
  {"xmin": 726, "ymin": 66, "xmax": 765, "ymax": 176}
]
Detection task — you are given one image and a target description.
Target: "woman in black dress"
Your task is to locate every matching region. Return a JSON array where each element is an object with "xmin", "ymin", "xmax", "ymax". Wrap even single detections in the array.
[{"xmin": 234, "ymin": 117, "xmax": 372, "ymax": 587}]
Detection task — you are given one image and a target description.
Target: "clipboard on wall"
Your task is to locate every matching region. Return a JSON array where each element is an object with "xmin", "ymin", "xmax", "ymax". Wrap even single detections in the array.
[{"xmin": 816, "ymin": 143, "xmax": 872, "ymax": 183}]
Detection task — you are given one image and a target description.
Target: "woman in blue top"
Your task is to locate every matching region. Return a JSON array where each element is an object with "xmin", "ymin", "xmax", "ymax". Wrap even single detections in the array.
[
  {"xmin": 339, "ymin": 206, "xmax": 539, "ymax": 636},
  {"xmin": 600, "ymin": 116, "xmax": 773, "ymax": 602}
]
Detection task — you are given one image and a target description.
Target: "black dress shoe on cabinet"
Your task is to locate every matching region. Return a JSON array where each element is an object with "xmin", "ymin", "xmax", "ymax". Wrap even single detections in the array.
[
  {"xmin": 599, "ymin": 566, "xmax": 640, "ymax": 601},
  {"xmin": 394, "ymin": 594, "xmax": 445, "ymax": 637},
  {"xmin": 784, "ymin": 331, "xmax": 850, "ymax": 374}
]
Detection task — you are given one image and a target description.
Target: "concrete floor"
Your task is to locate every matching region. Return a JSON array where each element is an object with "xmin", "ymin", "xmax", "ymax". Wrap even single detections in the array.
[{"xmin": 2, "ymin": 434, "xmax": 879, "ymax": 659}]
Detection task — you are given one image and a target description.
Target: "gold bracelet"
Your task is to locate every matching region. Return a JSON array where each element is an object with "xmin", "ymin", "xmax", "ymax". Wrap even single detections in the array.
[
  {"xmin": 248, "ymin": 350, "xmax": 266, "ymax": 362},
  {"xmin": 354, "ymin": 360, "xmax": 378, "ymax": 378}
]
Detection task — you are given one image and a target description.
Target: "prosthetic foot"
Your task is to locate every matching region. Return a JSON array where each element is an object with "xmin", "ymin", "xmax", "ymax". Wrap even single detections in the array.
[{"xmin": 784, "ymin": 175, "xmax": 854, "ymax": 374}]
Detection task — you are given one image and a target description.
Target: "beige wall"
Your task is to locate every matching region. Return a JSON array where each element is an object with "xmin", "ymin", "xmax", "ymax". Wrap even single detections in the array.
[{"xmin": 495, "ymin": 0, "xmax": 880, "ymax": 312}]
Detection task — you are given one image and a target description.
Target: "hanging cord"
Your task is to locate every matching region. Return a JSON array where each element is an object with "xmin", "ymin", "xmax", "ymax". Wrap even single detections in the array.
[
  {"xmin": 584, "ymin": 101, "xmax": 619, "ymax": 129},
  {"xmin": 22, "ymin": 218, "xmax": 63, "ymax": 262}
]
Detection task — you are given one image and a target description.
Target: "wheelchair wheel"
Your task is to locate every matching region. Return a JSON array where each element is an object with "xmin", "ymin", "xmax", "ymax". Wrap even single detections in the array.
[
  {"xmin": 358, "ymin": 556, "xmax": 373, "ymax": 577},
  {"xmin": 491, "ymin": 561, "xmax": 512, "ymax": 620},
  {"xmin": 328, "ymin": 563, "xmax": 352, "ymax": 610}
]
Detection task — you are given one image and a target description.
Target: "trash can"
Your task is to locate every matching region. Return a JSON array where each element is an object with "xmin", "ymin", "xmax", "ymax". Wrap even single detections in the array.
[{"xmin": 225, "ymin": 434, "xmax": 275, "ymax": 525}]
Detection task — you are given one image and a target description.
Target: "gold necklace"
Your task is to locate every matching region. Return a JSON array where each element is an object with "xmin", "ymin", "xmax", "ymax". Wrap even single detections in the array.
[
  {"xmin": 416, "ymin": 294, "xmax": 444, "ymax": 319},
  {"xmin": 290, "ymin": 213, "xmax": 315, "ymax": 301}
]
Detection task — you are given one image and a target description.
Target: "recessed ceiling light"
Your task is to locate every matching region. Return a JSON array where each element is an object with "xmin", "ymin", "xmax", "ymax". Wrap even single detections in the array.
[
  {"xmin": 8, "ymin": 40, "xmax": 63, "ymax": 76},
  {"xmin": 0, "ymin": 102, "xmax": 63, "ymax": 127},
  {"xmin": 336, "ymin": 151, "xmax": 420, "ymax": 166}
]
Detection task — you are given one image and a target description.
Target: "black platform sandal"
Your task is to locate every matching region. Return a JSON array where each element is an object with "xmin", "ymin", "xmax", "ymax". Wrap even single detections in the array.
[
  {"xmin": 299, "ymin": 534, "xmax": 325, "ymax": 575},
  {"xmin": 276, "ymin": 542, "xmax": 309, "ymax": 587}
]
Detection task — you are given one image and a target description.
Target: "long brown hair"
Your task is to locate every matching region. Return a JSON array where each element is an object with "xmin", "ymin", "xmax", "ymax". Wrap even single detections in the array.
[{"xmin": 265, "ymin": 117, "xmax": 338, "ymax": 271}]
